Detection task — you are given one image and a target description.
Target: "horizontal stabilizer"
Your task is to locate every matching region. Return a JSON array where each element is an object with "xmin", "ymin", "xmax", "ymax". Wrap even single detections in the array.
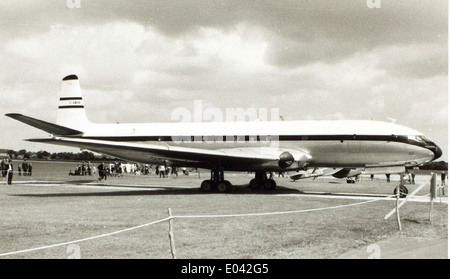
[{"xmin": 5, "ymin": 113, "xmax": 83, "ymax": 136}]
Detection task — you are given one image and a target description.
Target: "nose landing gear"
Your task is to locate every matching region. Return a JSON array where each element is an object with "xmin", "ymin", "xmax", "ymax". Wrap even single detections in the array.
[{"xmin": 394, "ymin": 185, "xmax": 409, "ymax": 198}]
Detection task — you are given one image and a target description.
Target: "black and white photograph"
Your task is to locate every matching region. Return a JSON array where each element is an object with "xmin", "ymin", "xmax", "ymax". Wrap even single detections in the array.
[{"xmin": 0, "ymin": 0, "xmax": 447, "ymax": 265}]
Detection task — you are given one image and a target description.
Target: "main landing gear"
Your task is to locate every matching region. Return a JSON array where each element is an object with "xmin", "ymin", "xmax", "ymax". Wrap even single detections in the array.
[
  {"xmin": 200, "ymin": 170, "xmax": 277, "ymax": 193},
  {"xmin": 200, "ymin": 169, "xmax": 232, "ymax": 193},
  {"xmin": 248, "ymin": 171, "xmax": 277, "ymax": 190}
]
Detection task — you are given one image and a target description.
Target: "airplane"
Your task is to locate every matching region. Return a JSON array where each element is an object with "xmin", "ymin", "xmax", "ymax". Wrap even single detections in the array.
[
  {"xmin": 6, "ymin": 74, "xmax": 443, "ymax": 193},
  {"xmin": 290, "ymin": 166, "xmax": 416, "ymax": 197},
  {"xmin": 290, "ymin": 166, "xmax": 404, "ymax": 183},
  {"xmin": 290, "ymin": 168, "xmax": 340, "ymax": 180}
]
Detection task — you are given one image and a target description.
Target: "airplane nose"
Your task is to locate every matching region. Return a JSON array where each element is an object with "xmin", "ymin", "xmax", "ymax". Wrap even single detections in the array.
[{"xmin": 433, "ymin": 144, "xmax": 443, "ymax": 160}]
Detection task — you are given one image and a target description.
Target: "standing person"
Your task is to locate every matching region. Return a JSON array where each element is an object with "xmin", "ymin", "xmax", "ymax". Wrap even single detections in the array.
[
  {"xmin": 1, "ymin": 159, "xmax": 7, "ymax": 177},
  {"xmin": 22, "ymin": 160, "xmax": 28, "ymax": 176},
  {"xmin": 6, "ymin": 159, "xmax": 13, "ymax": 185},
  {"xmin": 159, "ymin": 165, "xmax": 165, "ymax": 178},
  {"xmin": 441, "ymin": 171, "xmax": 446, "ymax": 186},
  {"xmin": 171, "ymin": 167, "xmax": 178, "ymax": 178},
  {"xmin": 97, "ymin": 162, "xmax": 103, "ymax": 181},
  {"xmin": 97, "ymin": 162, "xmax": 107, "ymax": 181},
  {"xmin": 386, "ymin": 173, "xmax": 391, "ymax": 183},
  {"xmin": 28, "ymin": 162, "xmax": 32, "ymax": 176}
]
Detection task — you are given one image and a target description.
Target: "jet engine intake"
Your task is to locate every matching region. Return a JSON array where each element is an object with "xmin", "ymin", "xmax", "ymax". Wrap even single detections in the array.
[
  {"xmin": 278, "ymin": 150, "xmax": 311, "ymax": 170},
  {"xmin": 278, "ymin": 151, "xmax": 295, "ymax": 168}
]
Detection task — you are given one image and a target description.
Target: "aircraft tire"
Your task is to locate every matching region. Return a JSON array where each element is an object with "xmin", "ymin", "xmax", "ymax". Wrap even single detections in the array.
[
  {"xmin": 393, "ymin": 185, "xmax": 408, "ymax": 198},
  {"xmin": 263, "ymin": 179, "xmax": 276, "ymax": 190},
  {"xmin": 249, "ymin": 179, "xmax": 261, "ymax": 190},
  {"xmin": 217, "ymin": 181, "xmax": 231, "ymax": 193},
  {"xmin": 201, "ymin": 180, "xmax": 214, "ymax": 192}
]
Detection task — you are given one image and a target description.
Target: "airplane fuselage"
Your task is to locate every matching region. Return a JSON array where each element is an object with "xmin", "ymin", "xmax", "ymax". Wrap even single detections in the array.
[{"xmin": 72, "ymin": 119, "xmax": 440, "ymax": 171}]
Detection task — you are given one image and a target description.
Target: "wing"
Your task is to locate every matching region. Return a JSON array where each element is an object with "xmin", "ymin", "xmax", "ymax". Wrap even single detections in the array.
[{"xmin": 28, "ymin": 137, "xmax": 311, "ymax": 171}]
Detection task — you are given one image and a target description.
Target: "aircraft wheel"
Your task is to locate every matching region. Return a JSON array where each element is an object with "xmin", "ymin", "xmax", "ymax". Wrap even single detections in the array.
[
  {"xmin": 394, "ymin": 185, "xmax": 408, "ymax": 198},
  {"xmin": 249, "ymin": 179, "xmax": 261, "ymax": 190},
  {"xmin": 217, "ymin": 181, "xmax": 231, "ymax": 193},
  {"xmin": 201, "ymin": 180, "xmax": 214, "ymax": 192},
  {"xmin": 225, "ymin": 180, "xmax": 232, "ymax": 191},
  {"xmin": 263, "ymin": 179, "xmax": 276, "ymax": 190}
]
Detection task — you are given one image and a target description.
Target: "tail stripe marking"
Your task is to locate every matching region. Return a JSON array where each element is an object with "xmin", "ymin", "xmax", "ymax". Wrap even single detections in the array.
[
  {"xmin": 58, "ymin": 105, "xmax": 85, "ymax": 109},
  {"xmin": 60, "ymin": 97, "xmax": 83, "ymax": 101}
]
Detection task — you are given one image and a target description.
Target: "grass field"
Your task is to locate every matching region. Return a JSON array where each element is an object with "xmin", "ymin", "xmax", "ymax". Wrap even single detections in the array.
[{"xmin": 0, "ymin": 160, "xmax": 447, "ymax": 259}]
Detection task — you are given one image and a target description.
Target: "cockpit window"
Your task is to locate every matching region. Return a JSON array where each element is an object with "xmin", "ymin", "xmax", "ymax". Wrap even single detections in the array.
[
  {"xmin": 407, "ymin": 135, "xmax": 434, "ymax": 145},
  {"xmin": 418, "ymin": 135, "xmax": 434, "ymax": 144},
  {"xmin": 407, "ymin": 135, "xmax": 427, "ymax": 144}
]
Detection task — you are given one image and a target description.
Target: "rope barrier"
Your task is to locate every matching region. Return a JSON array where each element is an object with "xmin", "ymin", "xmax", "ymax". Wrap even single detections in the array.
[
  {"xmin": 0, "ymin": 193, "xmax": 396, "ymax": 257},
  {"xmin": 0, "ymin": 217, "xmax": 171, "ymax": 257},
  {"xmin": 173, "ymin": 194, "xmax": 397, "ymax": 219}
]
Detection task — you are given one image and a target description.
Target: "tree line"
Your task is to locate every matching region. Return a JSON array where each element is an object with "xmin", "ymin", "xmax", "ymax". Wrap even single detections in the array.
[
  {"xmin": 5, "ymin": 149, "xmax": 113, "ymax": 161},
  {"xmin": 417, "ymin": 160, "xmax": 448, "ymax": 171}
]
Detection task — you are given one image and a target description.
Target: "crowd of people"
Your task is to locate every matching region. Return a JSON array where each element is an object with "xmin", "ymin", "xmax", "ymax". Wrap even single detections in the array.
[
  {"xmin": 68, "ymin": 161, "xmax": 95, "ymax": 176},
  {"xmin": 1, "ymin": 159, "xmax": 14, "ymax": 184},
  {"xmin": 67, "ymin": 161, "xmax": 191, "ymax": 181},
  {"xmin": 1, "ymin": 159, "xmax": 34, "ymax": 185}
]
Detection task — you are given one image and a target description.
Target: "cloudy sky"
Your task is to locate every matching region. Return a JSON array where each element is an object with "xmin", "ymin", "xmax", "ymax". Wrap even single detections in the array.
[{"xmin": 0, "ymin": 0, "xmax": 448, "ymax": 160}]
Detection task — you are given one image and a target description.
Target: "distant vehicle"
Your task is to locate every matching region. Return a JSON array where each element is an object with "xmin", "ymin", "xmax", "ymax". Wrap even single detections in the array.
[
  {"xmin": 291, "ymin": 166, "xmax": 412, "ymax": 196},
  {"xmin": 6, "ymin": 74, "xmax": 442, "ymax": 193},
  {"xmin": 290, "ymin": 167, "xmax": 369, "ymax": 183},
  {"xmin": 290, "ymin": 168, "xmax": 340, "ymax": 180}
]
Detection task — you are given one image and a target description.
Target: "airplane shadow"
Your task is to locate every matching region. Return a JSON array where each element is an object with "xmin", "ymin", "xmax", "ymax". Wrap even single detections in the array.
[
  {"xmin": 10, "ymin": 182, "xmax": 302, "ymax": 198},
  {"xmin": 11, "ymin": 180, "xmax": 391, "ymax": 199}
]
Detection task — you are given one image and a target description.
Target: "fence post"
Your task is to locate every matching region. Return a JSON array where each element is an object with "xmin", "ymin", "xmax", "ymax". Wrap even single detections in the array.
[
  {"xmin": 395, "ymin": 182, "xmax": 402, "ymax": 231},
  {"xmin": 430, "ymin": 173, "xmax": 437, "ymax": 224},
  {"xmin": 167, "ymin": 208, "xmax": 177, "ymax": 259},
  {"xmin": 442, "ymin": 172, "xmax": 446, "ymax": 196}
]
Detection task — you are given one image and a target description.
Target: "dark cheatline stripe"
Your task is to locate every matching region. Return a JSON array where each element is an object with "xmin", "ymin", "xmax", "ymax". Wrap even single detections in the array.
[
  {"xmin": 83, "ymin": 134, "xmax": 411, "ymax": 143},
  {"xmin": 58, "ymin": 105, "xmax": 85, "ymax": 109},
  {"xmin": 60, "ymin": 97, "xmax": 83, "ymax": 101}
]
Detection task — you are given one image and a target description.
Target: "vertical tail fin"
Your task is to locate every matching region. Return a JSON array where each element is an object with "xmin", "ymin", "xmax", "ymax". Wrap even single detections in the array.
[{"xmin": 56, "ymin": 74, "xmax": 92, "ymax": 131}]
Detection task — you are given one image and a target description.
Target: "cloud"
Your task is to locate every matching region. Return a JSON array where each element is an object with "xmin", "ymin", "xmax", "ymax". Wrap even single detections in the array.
[
  {"xmin": 0, "ymin": 1, "xmax": 447, "ymax": 159},
  {"xmin": 372, "ymin": 43, "xmax": 448, "ymax": 78}
]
